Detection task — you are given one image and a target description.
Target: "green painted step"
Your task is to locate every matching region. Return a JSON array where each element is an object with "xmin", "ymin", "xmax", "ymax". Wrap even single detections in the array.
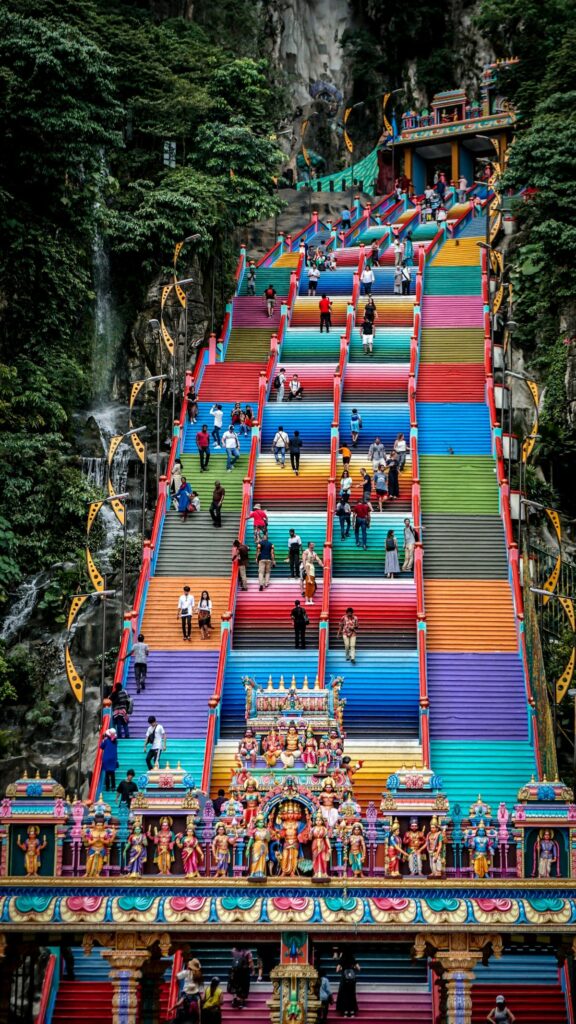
[
  {"xmin": 424, "ymin": 266, "xmax": 482, "ymax": 296},
  {"xmin": 419, "ymin": 456, "xmax": 499, "ymax": 514},
  {"xmin": 225, "ymin": 328, "xmax": 272, "ymax": 362},
  {"xmin": 237, "ymin": 267, "xmax": 292, "ymax": 297},
  {"xmin": 179, "ymin": 454, "xmax": 244, "ymax": 509},
  {"xmin": 430, "ymin": 740, "xmax": 537, "ymax": 809},
  {"xmin": 112, "ymin": 739, "xmax": 206, "ymax": 783},
  {"xmin": 420, "ymin": 328, "xmax": 484, "ymax": 363},
  {"xmin": 281, "ymin": 329, "xmax": 341, "ymax": 362},
  {"xmin": 349, "ymin": 327, "xmax": 411, "ymax": 363}
]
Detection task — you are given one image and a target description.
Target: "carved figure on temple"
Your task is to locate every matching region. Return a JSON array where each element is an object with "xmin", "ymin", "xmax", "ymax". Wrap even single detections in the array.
[
  {"xmin": 302, "ymin": 727, "xmax": 318, "ymax": 767},
  {"xmin": 148, "ymin": 816, "xmax": 176, "ymax": 875},
  {"xmin": 466, "ymin": 820, "xmax": 495, "ymax": 879},
  {"xmin": 246, "ymin": 814, "xmax": 271, "ymax": 879},
  {"xmin": 280, "ymin": 723, "xmax": 302, "ymax": 768},
  {"xmin": 425, "ymin": 817, "xmax": 445, "ymax": 878},
  {"xmin": 17, "ymin": 825, "xmax": 47, "ymax": 877},
  {"xmin": 311, "ymin": 810, "xmax": 332, "ymax": 878},
  {"xmin": 177, "ymin": 820, "xmax": 205, "ymax": 878},
  {"xmin": 82, "ymin": 816, "xmax": 117, "ymax": 878},
  {"xmin": 186, "ymin": 790, "xmax": 202, "ymax": 820},
  {"xmin": 339, "ymin": 790, "xmax": 361, "ymax": 821},
  {"xmin": 239, "ymin": 728, "xmax": 259, "ymax": 767},
  {"xmin": 386, "ymin": 819, "xmax": 407, "ymax": 878},
  {"xmin": 222, "ymin": 790, "xmax": 244, "ymax": 822},
  {"xmin": 274, "ymin": 805, "xmax": 309, "ymax": 877},
  {"xmin": 125, "ymin": 820, "xmax": 148, "ymax": 876},
  {"xmin": 316, "ymin": 736, "xmax": 331, "ymax": 776},
  {"xmin": 533, "ymin": 829, "xmax": 561, "ymax": 878},
  {"xmin": 319, "ymin": 778, "xmax": 340, "ymax": 829},
  {"xmin": 347, "ymin": 823, "xmax": 367, "ymax": 877},
  {"xmin": 212, "ymin": 822, "xmax": 235, "ymax": 877},
  {"xmin": 403, "ymin": 817, "xmax": 427, "ymax": 876},
  {"xmin": 327, "ymin": 729, "xmax": 343, "ymax": 763},
  {"xmin": 242, "ymin": 776, "xmax": 261, "ymax": 826},
  {"xmin": 262, "ymin": 725, "xmax": 284, "ymax": 768}
]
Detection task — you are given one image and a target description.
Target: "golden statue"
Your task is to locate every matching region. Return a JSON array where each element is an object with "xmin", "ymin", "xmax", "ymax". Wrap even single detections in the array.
[
  {"xmin": 17, "ymin": 825, "xmax": 47, "ymax": 877},
  {"xmin": 82, "ymin": 817, "xmax": 117, "ymax": 878}
]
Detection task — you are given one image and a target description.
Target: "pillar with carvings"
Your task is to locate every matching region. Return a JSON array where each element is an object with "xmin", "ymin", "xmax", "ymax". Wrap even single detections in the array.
[
  {"xmin": 91, "ymin": 932, "xmax": 171, "ymax": 1024},
  {"xmin": 414, "ymin": 932, "xmax": 502, "ymax": 1024},
  {"xmin": 269, "ymin": 933, "xmax": 320, "ymax": 1024}
]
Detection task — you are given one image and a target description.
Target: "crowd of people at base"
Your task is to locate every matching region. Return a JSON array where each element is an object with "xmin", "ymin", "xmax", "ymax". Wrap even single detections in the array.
[{"xmin": 170, "ymin": 948, "xmax": 255, "ymax": 1023}]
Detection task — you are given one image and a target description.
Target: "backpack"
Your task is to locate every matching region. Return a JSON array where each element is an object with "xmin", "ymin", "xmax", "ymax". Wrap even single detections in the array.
[
  {"xmin": 273, "ymin": 375, "xmax": 281, "ymax": 389},
  {"xmin": 344, "ymin": 968, "xmax": 356, "ymax": 982},
  {"xmin": 127, "ymin": 696, "xmax": 134, "ymax": 715},
  {"xmin": 386, "ymin": 536, "xmax": 396, "ymax": 550}
]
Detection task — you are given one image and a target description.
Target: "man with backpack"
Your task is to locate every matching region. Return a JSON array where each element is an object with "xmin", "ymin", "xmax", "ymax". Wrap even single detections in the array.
[
  {"xmin": 273, "ymin": 367, "xmax": 286, "ymax": 403},
  {"xmin": 319, "ymin": 294, "xmax": 333, "ymax": 333},
  {"xmin": 144, "ymin": 715, "xmax": 166, "ymax": 770},
  {"xmin": 264, "ymin": 284, "xmax": 277, "ymax": 317},
  {"xmin": 291, "ymin": 599, "xmax": 309, "ymax": 649},
  {"xmin": 401, "ymin": 262, "xmax": 412, "ymax": 295},
  {"xmin": 246, "ymin": 260, "xmax": 257, "ymax": 295},
  {"xmin": 111, "ymin": 685, "xmax": 132, "ymax": 738},
  {"xmin": 272, "ymin": 425, "xmax": 290, "ymax": 468}
]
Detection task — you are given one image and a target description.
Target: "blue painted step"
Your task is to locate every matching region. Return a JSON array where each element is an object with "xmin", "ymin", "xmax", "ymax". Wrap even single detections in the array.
[{"xmin": 326, "ymin": 650, "xmax": 419, "ymax": 737}]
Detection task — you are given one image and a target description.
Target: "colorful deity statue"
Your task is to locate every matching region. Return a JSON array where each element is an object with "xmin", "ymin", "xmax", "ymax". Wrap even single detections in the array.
[
  {"xmin": 148, "ymin": 816, "xmax": 176, "ymax": 875},
  {"xmin": 239, "ymin": 728, "xmax": 259, "ymax": 767},
  {"xmin": 386, "ymin": 819, "xmax": 407, "ymax": 878},
  {"xmin": 17, "ymin": 825, "xmax": 47, "ymax": 877},
  {"xmin": 177, "ymin": 820, "xmax": 205, "ymax": 878},
  {"xmin": 310, "ymin": 810, "xmax": 332, "ymax": 879},
  {"xmin": 301, "ymin": 727, "xmax": 318, "ymax": 767},
  {"xmin": 347, "ymin": 823, "xmax": 367, "ymax": 877},
  {"xmin": 403, "ymin": 817, "xmax": 427, "ymax": 876},
  {"xmin": 125, "ymin": 819, "xmax": 148, "ymax": 876},
  {"xmin": 316, "ymin": 736, "xmax": 331, "ymax": 776},
  {"xmin": 425, "ymin": 817, "xmax": 445, "ymax": 878},
  {"xmin": 339, "ymin": 790, "xmax": 361, "ymax": 821},
  {"xmin": 221, "ymin": 790, "xmax": 244, "ymax": 822},
  {"xmin": 319, "ymin": 778, "xmax": 340, "ymax": 829},
  {"xmin": 82, "ymin": 815, "xmax": 117, "ymax": 878},
  {"xmin": 262, "ymin": 726, "xmax": 284, "ymax": 768},
  {"xmin": 280, "ymin": 723, "xmax": 302, "ymax": 768},
  {"xmin": 212, "ymin": 822, "xmax": 235, "ymax": 877},
  {"xmin": 243, "ymin": 776, "xmax": 261, "ymax": 826},
  {"xmin": 466, "ymin": 820, "xmax": 495, "ymax": 879},
  {"xmin": 533, "ymin": 829, "xmax": 561, "ymax": 878},
  {"xmin": 246, "ymin": 814, "xmax": 271, "ymax": 879},
  {"xmin": 327, "ymin": 729, "xmax": 343, "ymax": 763},
  {"xmin": 274, "ymin": 806, "xmax": 309, "ymax": 877}
]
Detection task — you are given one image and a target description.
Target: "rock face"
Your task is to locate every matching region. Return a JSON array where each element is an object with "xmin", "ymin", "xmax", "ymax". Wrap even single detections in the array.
[{"xmin": 267, "ymin": 0, "xmax": 353, "ymax": 108}]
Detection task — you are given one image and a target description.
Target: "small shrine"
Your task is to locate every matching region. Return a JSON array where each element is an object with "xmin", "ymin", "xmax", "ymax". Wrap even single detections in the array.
[{"xmin": 513, "ymin": 775, "xmax": 576, "ymax": 878}]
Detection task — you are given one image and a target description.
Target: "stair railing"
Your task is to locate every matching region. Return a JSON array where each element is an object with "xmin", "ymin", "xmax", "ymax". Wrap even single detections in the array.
[
  {"xmin": 165, "ymin": 949, "xmax": 184, "ymax": 1022},
  {"xmin": 35, "ymin": 952, "xmax": 58, "ymax": 1024},
  {"xmin": 412, "ymin": 241, "xmax": 429, "ymax": 768}
]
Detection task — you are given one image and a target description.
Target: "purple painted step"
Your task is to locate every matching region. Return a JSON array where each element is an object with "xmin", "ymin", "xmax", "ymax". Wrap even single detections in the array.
[
  {"xmin": 231, "ymin": 296, "xmax": 285, "ymax": 328},
  {"xmin": 428, "ymin": 652, "xmax": 529, "ymax": 740},
  {"xmin": 126, "ymin": 651, "xmax": 218, "ymax": 738}
]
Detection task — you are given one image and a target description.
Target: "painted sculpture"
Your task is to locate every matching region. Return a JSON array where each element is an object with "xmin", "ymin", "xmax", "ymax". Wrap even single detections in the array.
[
  {"xmin": 148, "ymin": 816, "xmax": 175, "ymax": 875},
  {"xmin": 310, "ymin": 810, "xmax": 332, "ymax": 878},
  {"xmin": 403, "ymin": 817, "xmax": 427, "ymax": 876},
  {"xmin": 177, "ymin": 820, "xmax": 204, "ymax": 878},
  {"xmin": 533, "ymin": 829, "xmax": 561, "ymax": 878},
  {"xmin": 246, "ymin": 814, "xmax": 271, "ymax": 879},
  {"xmin": 125, "ymin": 819, "xmax": 148, "ymax": 876},
  {"xmin": 212, "ymin": 822, "xmax": 235, "ymax": 877},
  {"xmin": 17, "ymin": 826, "xmax": 47, "ymax": 877},
  {"xmin": 425, "ymin": 817, "xmax": 445, "ymax": 878},
  {"xmin": 466, "ymin": 820, "xmax": 495, "ymax": 878},
  {"xmin": 347, "ymin": 823, "xmax": 367, "ymax": 877},
  {"xmin": 82, "ymin": 815, "xmax": 117, "ymax": 878}
]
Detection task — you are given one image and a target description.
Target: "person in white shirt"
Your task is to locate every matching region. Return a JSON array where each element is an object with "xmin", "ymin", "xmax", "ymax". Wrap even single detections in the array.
[
  {"xmin": 393, "ymin": 432, "xmax": 408, "ymax": 470},
  {"xmin": 144, "ymin": 715, "xmax": 166, "ymax": 769},
  {"xmin": 360, "ymin": 265, "xmax": 375, "ymax": 296},
  {"xmin": 222, "ymin": 426, "xmax": 240, "ymax": 471},
  {"xmin": 275, "ymin": 368, "xmax": 286, "ymax": 403},
  {"xmin": 287, "ymin": 374, "xmax": 303, "ymax": 401},
  {"xmin": 458, "ymin": 175, "xmax": 468, "ymax": 203},
  {"xmin": 401, "ymin": 262, "xmax": 412, "ymax": 295},
  {"xmin": 177, "ymin": 585, "xmax": 195, "ymax": 640},
  {"xmin": 308, "ymin": 265, "xmax": 320, "ymax": 296},
  {"xmin": 327, "ymin": 253, "xmax": 337, "ymax": 271},
  {"xmin": 368, "ymin": 438, "xmax": 387, "ymax": 472},
  {"xmin": 189, "ymin": 491, "xmax": 200, "ymax": 512},
  {"xmin": 210, "ymin": 404, "xmax": 223, "ymax": 448},
  {"xmin": 437, "ymin": 207, "xmax": 448, "ymax": 226},
  {"xmin": 272, "ymin": 426, "xmax": 290, "ymax": 468},
  {"xmin": 393, "ymin": 237, "xmax": 404, "ymax": 266}
]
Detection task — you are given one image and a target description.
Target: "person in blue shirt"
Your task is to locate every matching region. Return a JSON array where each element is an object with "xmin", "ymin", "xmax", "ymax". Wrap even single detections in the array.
[{"xmin": 350, "ymin": 408, "xmax": 362, "ymax": 448}]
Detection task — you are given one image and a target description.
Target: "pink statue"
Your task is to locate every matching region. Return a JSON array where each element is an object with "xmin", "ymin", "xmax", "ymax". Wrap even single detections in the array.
[{"xmin": 311, "ymin": 812, "xmax": 331, "ymax": 879}]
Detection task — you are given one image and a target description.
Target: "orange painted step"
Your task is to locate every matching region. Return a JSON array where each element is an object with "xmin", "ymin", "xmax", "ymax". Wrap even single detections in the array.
[
  {"xmin": 141, "ymin": 577, "xmax": 230, "ymax": 650},
  {"xmin": 424, "ymin": 579, "xmax": 518, "ymax": 651}
]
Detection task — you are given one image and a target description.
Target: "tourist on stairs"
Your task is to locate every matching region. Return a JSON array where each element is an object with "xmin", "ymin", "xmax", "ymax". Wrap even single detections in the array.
[
  {"xmin": 289, "ymin": 430, "xmax": 303, "ymax": 475},
  {"xmin": 336, "ymin": 496, "xmax": 351, "ymax": 539},
  {"xmin": 291, "ymin": 599, "xmax": 308, "ymax": 649},
  {"xmin": 350, "ymin": 408, "xmax": 362, "ymax": 447},
  {"xmin": 202, "ymin": 977, "xmax": 224, "ymax": 1024},
  {"xmin": 274, "ymin": 367, "xmax": 286, "ymax": 403},
  {"xmin": 194, "ymin": 423, "xmax": 211, "ymax": 471},
  {"xmin": 272, "ymin": 425, "xmax": 290, "ymax": 468},
  {"xmin": 339, "ymin": 468, "xmax": 353, "ymax": 500},
  {"xmin": 393, "ymin": 431, "xmax": 407, "ymax": 469},
  {"xmin": 187, "ymin": 386, "xmax": 198, "ymax": 424},
  {"xmin": 386, "ymin": 452, "xmax": 400, "ymax": 500},
  {"xmin": 363, "ymin": 296, "xmax": 377, "ymax": 326},
  {"xmin": 246, "ymin": 260, "xmax": 257, "ymax": 295},
  {"xmin": 287, "ymin": 528, "xmax": 302, "ymax": 577},
  {"xmin": 404, "ymin": 230, "xmax": 414, "ymax": 266},
  {"xmin": 368, "ymin": 437, "xmax": 386, "ymax": 472},
  {"xmin": 177, "ymin": 585, "xmax": 195, "ymax": 640},
  {"xmin": 401, "ymin": 261, "xmax": 412, "ymax": 295},
  {"xmin": 385, "ymin": 528, "xmax": 400, "ymax": 578},
  {"xmin": 209, "ymin": 481, "xmax": 225, "ymax": 528},
  {"xmin": 287, "ymin": 374, "xmax": 304, "ymax": 401},
  {"xmin": 340, "ymin": 206, "xmax": 352, "ymax": 230},
  {"xmin": 393, "ymin": 263, "xmax": 403, "ymax": 295},
  {"xmin": 257, "ymin": 534, "xmax": 276, "ymax": 591},
  {"xmin": 197, "ymin": 590, "xmax": 212, "ymax": 639},
  {"xmin": 100, "ymin": 728, "xmax": 118, "ymax": 792},
  {"xmin": 264, "ymin": 283, "xmax": 277, "ymax": 317},
  {"xmin": 177, "ymin": 477, "xmax": 192, "ymax": 522},
  {"xmin": 360, "ymin": 263, "xmax": 375, "ymax": 296},
  {"xmin": 393, "ymin": 236, "xmax": 404, "ymax": 267},
  {"xmin": 247, "ymin": 503, "xmax": 268, "ymax": 543},
  {"xmin": 308, "ymin": 264, "xmax": 320, "ymax": 295},
  {"xmin": 352, "ymin": 496, "xmax": 370, "ymax": 550},
  {"xmin": 210, "ymin": 403, "xmax": 223, "ymax": 447},
  {"xmin": 335, "ymin": 948, "xmax": 360, "ymax": 1017},
  {"xmin": 116, "ymin": 769, "xmax": 138, "ymax": 809},
  {"xmin": 111, "ymin": 685, "xmax": 131, "ymax": 738},
  {"xmin": 121, "ymin": 632, "xmax": 149, "ymax": 693},
  {"xmin": 373, "ymin": 463, "xmax": 388, "ymax": 511},
  {"xmin": 402, "ymin": 518, "xmax": 417, "ymax": 571},
  {"xmin": 319, "ymin": 293, "xmax": 333, "ymax": 332},
  {"xmin": 487, "ymin": 995, "xmax": 516, "ymax": 1024},
  {"xmin": 232, "ymin": 539, "xmax": 249, "ymax": 591},
  {"xmin": 222, "ymin": 424, "xmax": 240, "ymax": 471},
  {"xmin": 301, "ymin": 542, "xmax": 324, "ymax": 599},
  {"xmin": 361, "ymin": 314, "xmax": 374, "ymax": 355},
  {"xmin": 144, "ymin": 715, "xmax": 166, "ymax": 769}
]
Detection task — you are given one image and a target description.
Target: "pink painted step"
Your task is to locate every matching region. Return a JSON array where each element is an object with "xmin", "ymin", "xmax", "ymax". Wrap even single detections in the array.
[
  {"xmin": 422, "ymin": 295, "xmax": 484, "ymax": 327},
  {"xmin": 231, "ymin": 296, "xmax": 286, "ymax": 329}
]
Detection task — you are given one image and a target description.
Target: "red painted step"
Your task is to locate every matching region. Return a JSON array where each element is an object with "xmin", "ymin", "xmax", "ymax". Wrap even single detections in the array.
[
  {"xmin": 472, "ymin": 984, "xmax": 568, "ymax": 1022},
  {"xmin": 52, "ymin": 981, "xmax": 113, "ymax": 1023},
  {"xmin": 197, "ymin": 363, "xmax": 263, "ymax": 402},
  {"xmin": 416, "ymin": 363, "xmax": 485, "ymax": 402},
  {"xmin": 344, "ymin": 364, "xmax": 409, "ymax": 402}
]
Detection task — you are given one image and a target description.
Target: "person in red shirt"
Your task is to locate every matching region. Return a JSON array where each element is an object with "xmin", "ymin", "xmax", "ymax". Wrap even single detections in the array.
[
  {"xmin": 319, "ymin": 294, "xmax": 333, "ymax": 333},
  {"xmin": 247, "ymin": 504, "xmax": 268, "ymax": 543},
  {"xmin": 196, "ymin": 423, "xmax": 211, "ymax": 472},
  {"xmin": 353, "ymin": 498, "xmax": 371, "ymax": 550}
]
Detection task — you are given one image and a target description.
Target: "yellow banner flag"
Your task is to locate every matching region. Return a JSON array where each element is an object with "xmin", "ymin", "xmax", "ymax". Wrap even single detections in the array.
[
  {"xmin": 521, "ymin": 381, "xmax": 540, "ymax": 463},
  {"xmin": 65, "ymin": 646, "xmax": 85, "ymax": 704},
  {"xmin": 67, "ymin": 594, "xmax": 88, "ymax": 632},
  {"xmin": 382, "ymin": 93, "xmax": 393, "ymax": 139},
  {"xmin": 130, "ymin": 431, "xmax": 146, "ymax": 464},
  {"xmin": 546, "ymin": 508, "xmax": 562, "ymax": 542},
  {"xmin": 129, "ymin": 380, "xmax": 144, "ymax": 413},
  {"xmin": 107, "ymin": 434, "xmax": 124, "ymax": 467},
  {"xmin": 86, "ymin": 546, "xmax": 104, "ymax": 593},
  {"xmin": 173, "ymin": 240, "xmax": 184, "ymax": 268},
  {"xmin": 560, "ymin": 596, "xmax": 575, "ymax": 632},
  {"xmin": 161, "ymin": 284, "xmax": 172, "ymax": 310},
  {"xmin": 107, "ymin": 477, "xmax": 125, "ymax": 526},
  {"xmin": 86, "ymin": 500, "xmax": 104, "ymax": 535},
  {"xmin": 161, "ymin": 318, "xmax": 174, "ymax": 357},
  {"xmin": 556, "ymin": 647, "xmax": 576, "ymax": 704},
  {"xmin": 542, "ymin": 555, "xmax": 561, "ymax": 606}
]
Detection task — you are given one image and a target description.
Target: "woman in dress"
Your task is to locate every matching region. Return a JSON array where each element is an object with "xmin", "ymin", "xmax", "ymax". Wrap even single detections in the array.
[
  {"xmin": 373, "ymin": 463, "xmax": 388, "ymax": 512},
  {"xmin": 177, "ymin": 477, "xmax": 193, "ymax": 522},
  {"xmin": 385, "ymin": 529, "xmax": 400, "ymax": 578},
  {"xmin": 393, "ymin": 432, "xmax": 407, "ymax": 470},
  {"xmin": 304, "ymin": 560, "xmax": 317, "ymax": 605},
  {"xmin": 246, "ymin": 815, "xmax": 271, "ymax": 878},
  {"xmin": 386, "ymin": 453, "xmax": 400, "ymax": 499},
  {"xmin": 335, "ymin": 949, "xmax": 360, "ymax": 1018},
  {"xmin": 197, "ymin": 590, "xmax": 212, "ymax": 640}
]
